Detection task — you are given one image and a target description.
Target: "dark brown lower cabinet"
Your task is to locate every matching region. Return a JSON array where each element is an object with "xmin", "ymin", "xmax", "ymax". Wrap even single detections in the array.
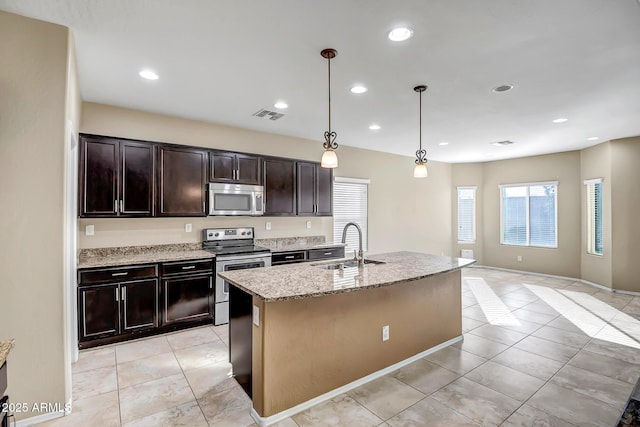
[
  {"xmin": 78, "ymin": 283, "xmax": 120, "ymax": 340},
  {"xmin": 162, "ymin": 274, "xmax": 212, "ymax": 324},
  {"xmin": 122, "ymin": 279, "xmax": 159, "ymax": 332},
  {"xmin": 229, "ymin": 284, "xmax": 253, "ymax": 398}
]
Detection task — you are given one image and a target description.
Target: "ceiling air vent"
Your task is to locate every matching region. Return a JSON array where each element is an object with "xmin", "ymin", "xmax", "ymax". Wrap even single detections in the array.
[
  {"xmin": 491, "ymin": 140, "xmax": 515, "ymax": 146},
  {"xmin": 253, "ymin": 109, "xmax": 285, "ymax": 121}
]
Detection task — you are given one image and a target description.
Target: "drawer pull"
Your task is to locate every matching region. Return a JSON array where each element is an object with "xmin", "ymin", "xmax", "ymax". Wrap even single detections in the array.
[
  {"xmin": 182, "ymin": 266, "xmax": 196, "ymax": 270},
  {"xmin": 324, "ymin": 252, "xmax": 333, "ymax": 256},
  {"xmin": 284, "ymin": 256, "xmax": 295, "ymax": 259},
  {"xmin": 111, "ymin": 272, "xmax": 129, "ymax": 277}
]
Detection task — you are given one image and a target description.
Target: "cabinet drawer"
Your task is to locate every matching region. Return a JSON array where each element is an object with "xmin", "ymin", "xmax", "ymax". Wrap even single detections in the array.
[
  {"xmin": 79, "ymin": 264, "xmax": 158, "ymax": 285},
  {"xmin": 307, "ymin": 247, "xmax": 345, "ymax": 261},
  {"xmin": 272, "ymin": 251, "xmax": 306, "ymax": 265},
  {"xmin": 161, "ymin": 259, "xmax": 213, "ymax": 276}
]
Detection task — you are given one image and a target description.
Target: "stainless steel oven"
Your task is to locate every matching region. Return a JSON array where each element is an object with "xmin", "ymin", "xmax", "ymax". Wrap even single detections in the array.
[{"xmin": 214, "ymin": 252, "xmax": 271, "ymax": 325}]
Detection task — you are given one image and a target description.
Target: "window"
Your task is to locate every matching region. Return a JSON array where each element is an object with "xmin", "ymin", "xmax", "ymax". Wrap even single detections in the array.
[
  {"xmin": 500, "ymin": 181, "xmax": 558, "ymax": 248},
  {"xmin": 333, "ymin": 177, "xmax": 369, "ymax": 254},
  {"xmin": 457, "ymin": 186, "xmax": 476, "ymax": 243},
  {"xmin": 585, "ymin": 178, "xmax": 603, "ymax": 255}
]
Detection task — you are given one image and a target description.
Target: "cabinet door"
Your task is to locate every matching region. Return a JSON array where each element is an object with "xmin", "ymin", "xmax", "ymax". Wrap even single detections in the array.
[
  {"xmin": 315, "ymin": 165, "xmax": 333, "ymax": 216},
  {"xmin": 78, "ymin": 284, "xmax": 119, "ymax": 341},
  {"xmin": 296, "ymin": 162, "xmax": 316, "ymax": 216},
  {"xmin": 80, "ymin": 137, "xmax": 119, "ymax": 216},
  {"xmin": 264, "ymin": 158, "xmax": 296, "ymax": 216},
  {"xmin": 209, "ymin": 151, "xmax": 235, "ymax": 182},
  {"xmin": 236, "ymin": 154, "xmax": 262, "ymax": 185},
  {"xmin": 158, "ymin": 146, "xmax": 207, "ymax": 216},
  {"xmin": 162, "ymin": 275, "xmax": 212, "ymax": 324},
  {"xmin": 120, "ymin": 141, "xmax": 155, "ymax": 216},
  {"xmin": 122, "ymin": 279, "xmax": 158, "ymax": 332}
]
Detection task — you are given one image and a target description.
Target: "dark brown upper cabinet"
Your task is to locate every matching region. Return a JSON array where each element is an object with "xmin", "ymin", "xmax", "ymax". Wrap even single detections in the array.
[
  {"xmin": 79, "ymin": 135, "xmax": 155, "ymax": 217},
  {"xmin": 157, "ymin": 146, "xmax": 207, "ymax": 216},
  {"xmin": 263, "ymin": 157, "xmax": 296, "ymax": 216},
  {"xmin": 296, "ymin": 162, "xmax": 333, "ymax": 216},
  {"xmin": 209, "ymin": 151, "xmax": 262, "ymax": 185}
]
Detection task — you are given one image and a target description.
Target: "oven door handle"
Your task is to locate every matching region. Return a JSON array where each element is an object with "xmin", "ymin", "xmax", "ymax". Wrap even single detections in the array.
[{"xmin": 215, "ymin": 253, "xmax": 271, "ymax": 262}]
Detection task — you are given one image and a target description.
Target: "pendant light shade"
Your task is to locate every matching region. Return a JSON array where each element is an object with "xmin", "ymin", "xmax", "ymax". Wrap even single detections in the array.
[
  {"xmin": 321, "ymin": 48, "xmax": 339, "ymax": 168},
  {"xmin": 413, "ymin": 85, "xmax": 428, "ymax": 178}
]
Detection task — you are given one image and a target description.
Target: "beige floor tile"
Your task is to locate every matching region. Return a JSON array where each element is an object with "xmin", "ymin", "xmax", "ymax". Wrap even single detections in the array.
[
  {"xmin": 521, "ymin": 300, "xmax": 561, "ymax": 315},
  {"xmin": 173, "ymin": 340, "xmax": 228, "ymax": 371},
  {"xmin": 424, "ymin": 346, "xmax": 487, "ymax": 375},
  {"xmin": 122, "ymin": 400, "xmax": 207, "ymax": 427},
  {"xmin": 532, "ymin": 325, "xmax": 591, "ymax": 349},
  {"xmin": 462, "ymin": 305, "xmax": 488, "ymax": 322},
  {"xmin": 550, "ymin": 364, "xmax": 634, "ymax": 410},
  {"xmin": 34, "ymin": 391, "xmax": 120, "ymax": 427},
  {"xmin": 117, "ymin": 352, "xmax": 182, "ymax": 388},
  {"xmin": 512, "ymin": 308, "xmax": 558, "ymax": 324},
  {"xmin": 464, "ymin": 360, "xmax": 545, "ymax": 402},
  {"xmin": 502, "ymin": 291, "xmax": 539, "ymax": 303},
  {"xmin": 492, "ymin": 347, "xmax": 563, "ymax": 381},
  {"xmin": 560, "ymin": 284, "xmax": 598, "ymax": 295},
  {"xmin": 116, "ymin": 336, "xmax": 172, "ymax": 364},
  {"xmin": 72, "ymin": 346, "xmax": 116, "ymax": 374},
  {"xmin": 392, "ymin": 359, "xmax": 459, "ymax": 395},
  {"xmin": 514, "ymin": 335, "xmax": 580, "ymax": 363},
  {"xmin": 583, "ymin": 338, "xmax": 640, "ymax": 364},
  {"xmin": 569, "ymin": 349, "xmax": 640, "ymax": 384},
  {"xmin": 270, "ymin": 418, "xmax": 300, "ymax": 427},
  {"xmin": 198, "ymin": 384, "xmax": 254, "ymax": 426},
  {"xmin": 292, "ymin": 394, "xmax": 383, "ymax": 427},
  {"xmin": 462, "ymin": 316, "xmax": 486, "ymax": 333},
  {"xmin": 72, "ymin": 365, "xmax": 117, "ymax": 400},
  {"xmin": 501, "ymin": 404, "xmax": 577, "ymax": 427},
  {"xmin": 546, "ymin": 317, "xmax": 596, "ymax": 336},
  {"xmin": 347, "ymin": 376, "xmax": 425, "ymax": 420},
  {"xmin": 183, "ymin": 360, "xmax": 236, "ymax": 398},
  {"xmin": 430, "ymin": 377, "xmax": 520, "ymax": 426},
  {"xmin": 527, "ymin": 382, "xmax": 621, "ymax": 427},
  {"xmin": 119, "ymin": 373, "xmax": 195, "ymax": 424},
  {"xmin": 212, "ymin": 324, "xmax": 229, "ymax": 339},
  {"xmin": 498, "ymin": 318, "xmax": 545, "ymax": 335},
  {"xmin": 386, "ymin": 397, "xmax": 480, "ymax": 426},
  {"xmin": 467, "ymin": 324, "xmax": 527, "ymax": 346},
  {"xmin": 453, "ymin": 333, "xmax": 509, "ymax": 359},
  {"xmin": 166, "ymin": 325, "xmax": 220, "ymax": 350},
  {"xmin": 499, "ymin": 296, "xmax": 532, "ymax": 310}
]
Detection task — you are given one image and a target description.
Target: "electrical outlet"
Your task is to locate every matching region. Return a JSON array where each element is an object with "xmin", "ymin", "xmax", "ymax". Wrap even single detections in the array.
[
  {"xmin": 265, "ymin": 222, "xmax": 271, "ymax": 231},
  {"xmin": 306, "ymin": 221, "xmax": 311, "ymax": 229},
  {"xmin": 185, "ymin": 223, "xmax": 192, "ymax": 233},
  {"xmin": 253, "ymin": 305, "xmax": 260, "ymax": 326},
  {"xmin": 517, "ymin": 255, "xmax": 523, "ymax": 262},
  {"xmin": 382, "ymin": 325, "xmax": 390, "ymax": 341},
  {"xmin": 85, "ymin": 225, "xmax": 94, "ymax": 236}
]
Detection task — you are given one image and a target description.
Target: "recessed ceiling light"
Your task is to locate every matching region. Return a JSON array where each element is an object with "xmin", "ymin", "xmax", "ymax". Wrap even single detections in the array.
[
  {"xmin": 139, "ymin": 69, "xmax": 159, "ymax": 80},
  {"xmin": 350, "ymin": 85, "xmax": 368, "ymax": 94},
  {"xmin": 274, "ymin": 101, "xmax": 288, "ymax": 109},
  {"xmin": 587, "ymin": 136, "xmax": 599, "ymax": 141},
  {"xmin": 552, "ymin": 118, "xmax": 568, "ymax": 123},
  {"xmin": 492, "ymin": 84, "xmax": 514, "ymax": 93},
  {"xmin": 388, "ymin": 27, "xmax": 413, "ymax": 42},
  {"xmin": 439, "ymin": 142, "xmax": 449, "ymax": 146},
  {"xmin": 369, "ymin": 124, "xmax": 381, "ymax": 130}
]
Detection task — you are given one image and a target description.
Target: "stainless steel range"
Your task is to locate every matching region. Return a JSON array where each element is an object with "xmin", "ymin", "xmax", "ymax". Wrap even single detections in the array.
[{"xmin": 202, "ymin": 227, "xmax": 271, "ymax": 325}]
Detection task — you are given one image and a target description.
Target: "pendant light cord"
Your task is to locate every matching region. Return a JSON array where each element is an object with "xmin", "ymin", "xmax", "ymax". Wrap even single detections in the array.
[
  {"xmin": 327, "ymin": 54, "xmax": 332, "ymax": 134},
  {"xmin": 419, "ymin": 89, "xmax": 422, "ymax": 152},
  {"xmin": 414, "ymin": 85, "xmax": 428, "ymax": 165},
  {"xmin": 322, "ymin": 49, "xmax": 338, "ymax": 151}
]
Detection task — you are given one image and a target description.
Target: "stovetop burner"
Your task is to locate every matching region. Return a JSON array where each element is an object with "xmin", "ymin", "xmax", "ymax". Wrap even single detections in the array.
[{"xmin": 202, "ymin": 227, "xmax": 270, "ymax": 257}]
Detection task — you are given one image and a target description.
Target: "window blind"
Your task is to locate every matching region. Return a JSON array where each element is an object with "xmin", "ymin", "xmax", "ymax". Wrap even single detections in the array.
[
  {"xmin": 457, "ymin": 187, "xmax": 476, "ymax": 243},
  {"xmin": 500, "ymin": 182, "xmax": 557, "ymax": 248},
  {"xmin": 333, "ymin": 180, "xmax": 368, "ymax": 254},
  {"xmin": 585, "ymin": 179, "xmax": 603, "ymax": 255}
]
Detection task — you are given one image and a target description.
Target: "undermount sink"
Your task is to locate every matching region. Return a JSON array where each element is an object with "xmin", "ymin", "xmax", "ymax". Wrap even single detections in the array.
[{"xmin": 316, "ymin": 259, "xmax": 386, "ymax": 270}]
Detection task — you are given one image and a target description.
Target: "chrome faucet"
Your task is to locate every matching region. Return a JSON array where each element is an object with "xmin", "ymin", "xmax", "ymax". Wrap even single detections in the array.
[{"xmin": 341, "ymin": 222, "xmax": 364, "ymax": 267}]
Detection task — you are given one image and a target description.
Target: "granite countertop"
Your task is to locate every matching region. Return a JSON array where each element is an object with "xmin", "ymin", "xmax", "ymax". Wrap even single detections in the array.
[
  {"xmin": 0, "ymin": 339, "xmax": 15, "ymax": 366},
  {"xmin": 78, "ymin": 243, "xmax": 214, "ymax": 269},
  {"xmin": 255, "ymin": 236, "xmax": 345, "ymax": 253},
  {"xmin": 269, "ymin": 242, "xmax": 346, "ymax": 253},
  {"xmin": 218, "ymin": 251, "xmax": 475, "ymax": 302}
]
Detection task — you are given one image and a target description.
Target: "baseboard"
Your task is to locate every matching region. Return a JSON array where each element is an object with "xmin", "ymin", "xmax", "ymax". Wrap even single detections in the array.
[
  {"xmin": 469, "ymin": 264, "xmax": 640, "ymax": 296},
  {"xmin": 250, "ymin": 335, "xmax": 463, "ymax": 426}
]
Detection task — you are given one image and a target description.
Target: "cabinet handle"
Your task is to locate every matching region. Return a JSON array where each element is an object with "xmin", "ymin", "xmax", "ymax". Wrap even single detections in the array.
[
  {"xmin": 120, "ymin": 199, "xmax": 124, "ymax": 213},
  {"xmin": 284, "ymin": 255, "xmax": 295, "ymax": 259},
  {"xmin": 112, "ymin": 272, "xmax": 129, "ymax": 277},
  {"xmin": 115, "ymin": 288, "xmax": 119, "ymax": 302},
  {"xmin": 209, "ymin": 278, "xmax": 213, "ymax": 289},
  {"xmin": 115, "ymin": 199, "xmax": 119, "ymax": 213},
  {"xmin": 122, "ymin": 287, "xmax": 126, "ymax": 301},
  {"xmin": 181, "ymin": 265, "xmax": 196, "ymax": 270},
  {"xmin": 324, "ymin": 252, "xmax": 333, "ymax": 256}
]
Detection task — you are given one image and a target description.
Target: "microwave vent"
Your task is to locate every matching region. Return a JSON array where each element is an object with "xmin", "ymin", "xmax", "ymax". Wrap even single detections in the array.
[{"xmin": 253, "ymin": 109, "xmax": 285, "ymax": 121}]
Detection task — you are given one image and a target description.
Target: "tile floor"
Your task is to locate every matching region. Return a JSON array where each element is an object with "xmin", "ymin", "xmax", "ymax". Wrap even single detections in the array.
[{"xmin": 35, "ymin": 267, "xmax": 640, "ymax": 426}]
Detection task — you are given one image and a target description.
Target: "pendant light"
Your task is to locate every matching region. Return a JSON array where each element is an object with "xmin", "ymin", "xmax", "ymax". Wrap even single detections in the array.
[
  {"xmin": 320, "ymin": 48, "xmax": 338, "ymax": 168},
  {"xmin": 413, "ymin": 85, "xmax": 428, "ymax": 178}
]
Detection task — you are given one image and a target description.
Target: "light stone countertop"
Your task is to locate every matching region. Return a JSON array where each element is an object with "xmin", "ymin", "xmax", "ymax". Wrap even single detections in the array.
[
  {"xmin": 269, "ymin": 242, "xmax": 346, "ymax": 253},
  {"xmin": 78, "ymin": 248, "xmax": 214, "ymax": 269},
  {"xmin": 218, "ymin": 251, "xmax": 475, "ymax": 302},
  {"xmin": 0, "ymin": 339, "xmax": 15, "ymax": 366}
]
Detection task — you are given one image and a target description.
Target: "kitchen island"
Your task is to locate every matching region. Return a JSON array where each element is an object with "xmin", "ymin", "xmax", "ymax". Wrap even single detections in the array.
[{"xmin": 218, "ymin": 251, "xmax": 474, "ymax": 425}]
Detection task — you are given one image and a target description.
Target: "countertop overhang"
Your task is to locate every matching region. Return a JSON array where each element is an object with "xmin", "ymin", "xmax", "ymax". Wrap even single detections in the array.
[{"xmin": 218, "ymin": 251, "xmax": 475, "ymax": 302}]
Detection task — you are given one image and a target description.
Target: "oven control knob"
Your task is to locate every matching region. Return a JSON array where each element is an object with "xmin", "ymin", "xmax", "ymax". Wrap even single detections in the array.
[
  {"xmin": 214, "ymin": 232, "xmax": 220, "ymax": 237},
  {"xmin": 241, "ymin": 232, "xmax": 246, "ymax": 235},
  {"xmin": 247, "ymin": 231, "xmax": 252, "ymax": 236}
]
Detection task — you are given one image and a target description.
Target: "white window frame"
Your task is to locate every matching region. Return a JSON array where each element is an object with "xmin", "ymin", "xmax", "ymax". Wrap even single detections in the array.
[
  {"xmin": 499, "ymin": 181, "xmax": 558, "ymax": 248},
  {"xmin": 333, "ymin": 177, "xmax": 370, "ymax": 254},
  {"xmin": 584, "ymin": 178, "xmax": 603, "ymax": 256},
  {"xmin": 457, "ymin": 186, "xmax": 476, "ymax": 244}
]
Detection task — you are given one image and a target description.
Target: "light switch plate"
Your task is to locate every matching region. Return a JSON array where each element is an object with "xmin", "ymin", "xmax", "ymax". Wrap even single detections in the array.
[
  {"xmin": 253, "ymin": 305, "xmax": 260, "ymax": 326},
  {"xmin": 306, "ymin": 221, "xmax": 311, "ymax": 229},
  {"xmin": 185, "ymin": 223, "xmax": 192, "ymax": 232},
  {"xmin": 266, "ymin": 222, "xmax": 271, "ymax": 231},
  {"xmin": 85, "ymin": 225, "xmax": 94, "ymax": 236}
]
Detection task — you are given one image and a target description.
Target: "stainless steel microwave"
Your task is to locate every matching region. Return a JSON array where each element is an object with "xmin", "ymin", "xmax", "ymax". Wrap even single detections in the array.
[{"xmin": 208, "ymin": 183, "xmax": 264, "ymax": 216}]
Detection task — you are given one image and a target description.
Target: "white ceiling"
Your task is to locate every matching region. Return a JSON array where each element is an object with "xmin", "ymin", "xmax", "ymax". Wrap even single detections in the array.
[{"xmin": 2, "ymin": 0, "xmax": 640, "ymax": 163}]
